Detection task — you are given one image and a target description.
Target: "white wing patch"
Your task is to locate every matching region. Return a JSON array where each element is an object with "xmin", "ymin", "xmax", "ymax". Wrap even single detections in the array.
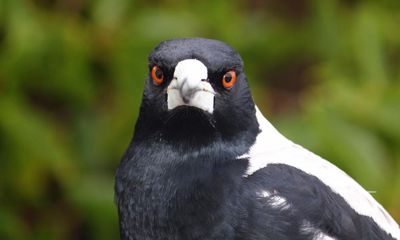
[
  {"xmin": 241, "ymin": 106, "xmax": 400, "ymax": 239},
  {"xmin": 301, "ymin": 220, "xmax": 337, "ymax": 240},
  {"xmin": 257, "ymin": 190, "xmax": 291, "ymax": 210}
]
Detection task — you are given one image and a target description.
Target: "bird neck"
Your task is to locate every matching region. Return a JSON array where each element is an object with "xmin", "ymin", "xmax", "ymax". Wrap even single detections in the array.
[{"xmin": 116, "ymin": 137, "xmax": 249, "ymax": 239}]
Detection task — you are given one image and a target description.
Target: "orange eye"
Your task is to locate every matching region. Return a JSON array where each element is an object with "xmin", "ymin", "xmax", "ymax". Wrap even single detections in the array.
[
  {"xmin": 222, "ymin": 70, "xmax": 237, "ymax": 89},
  {"xmin": 151, "ymin": 65, "xmax": 164, "ymax": 85}
]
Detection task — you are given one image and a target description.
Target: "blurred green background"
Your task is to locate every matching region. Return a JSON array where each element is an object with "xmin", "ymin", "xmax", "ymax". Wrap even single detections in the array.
[{"xmin": 1, "ymin": 0, "xmax": 400, "ymax": 239}]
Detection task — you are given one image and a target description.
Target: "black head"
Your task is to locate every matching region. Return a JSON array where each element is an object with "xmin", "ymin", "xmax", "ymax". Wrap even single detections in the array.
[{"xmin": 134, "ymin": 38, "xmax": 259, "ymax": 152}]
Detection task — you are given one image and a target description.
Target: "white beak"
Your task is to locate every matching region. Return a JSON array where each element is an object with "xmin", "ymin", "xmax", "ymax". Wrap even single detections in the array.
[{"xmin": 167, "ymin": 59, "xmax": 215, "ymax": 114}]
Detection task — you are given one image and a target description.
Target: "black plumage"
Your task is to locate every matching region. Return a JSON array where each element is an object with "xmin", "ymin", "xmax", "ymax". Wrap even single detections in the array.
[{"xmin": 115, "ymin": 38, "xmax": 399, "ymax": 240}]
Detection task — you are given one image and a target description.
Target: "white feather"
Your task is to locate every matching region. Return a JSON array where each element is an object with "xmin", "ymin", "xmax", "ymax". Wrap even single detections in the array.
[
  {"xmin": 301, "ymin": 220, "xmax": 337, "ymax": 240},
  {"xmin": 257, "ymin": 190, "xmax": 291, "ymax": 210},
  {"xmin": 241, "ymin": 106, "xmax": 400, "ymax": 239}
]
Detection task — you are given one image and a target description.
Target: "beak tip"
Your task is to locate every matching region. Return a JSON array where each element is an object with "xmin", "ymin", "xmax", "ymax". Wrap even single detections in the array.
[{"xmin": 182, "ymin": 96, "xmax": 190, "ymax": 104}]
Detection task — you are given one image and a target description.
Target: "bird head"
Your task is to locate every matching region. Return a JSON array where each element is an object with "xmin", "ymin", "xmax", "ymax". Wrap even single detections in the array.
[{"xmin": 134, "ymin": 38, "xmax": 259, "ymax": 149}]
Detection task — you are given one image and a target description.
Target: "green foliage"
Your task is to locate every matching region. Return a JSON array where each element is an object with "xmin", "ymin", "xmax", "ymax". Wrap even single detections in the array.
[{"xmin": 0, "ymin": 0, "xmax": 399, "ymax": 238}]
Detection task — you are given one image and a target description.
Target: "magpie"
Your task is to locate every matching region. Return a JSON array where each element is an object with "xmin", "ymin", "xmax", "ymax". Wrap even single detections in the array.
[{"xmin": 115, "ymin": 38, "xmax": 400, "ymax": 240}]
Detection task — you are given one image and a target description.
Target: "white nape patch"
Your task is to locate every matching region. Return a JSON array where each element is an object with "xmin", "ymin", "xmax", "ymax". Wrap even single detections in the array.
[
  {"xmin": 240, "ymin": 106, "xmax": 400, "ymax": 239},
  {"xmin": 167, "ymin": 59, "xmax": 215, "ymax": 114},
  {"xmin": 301, "ymin": 221, "xmax": 336, "ymax": 240},
  {"xmin": 256, "ymin": 190, "xmax": 291, "ymax": 210}
]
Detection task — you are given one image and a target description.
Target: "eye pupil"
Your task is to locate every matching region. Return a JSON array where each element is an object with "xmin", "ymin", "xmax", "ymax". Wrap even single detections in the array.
[
  {"xmin": 155, "ymin": 69, "xmax": 163, "ymax": 79},
  {"xmin": 224, "ymin": 74, "xmax": 232, "ymax": 83}
]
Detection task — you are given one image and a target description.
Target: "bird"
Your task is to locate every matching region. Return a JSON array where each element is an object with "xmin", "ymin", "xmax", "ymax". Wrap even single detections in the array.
[{"xmin": 115, "ymin": 38, "xmax": 400, "ymax": 240}]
